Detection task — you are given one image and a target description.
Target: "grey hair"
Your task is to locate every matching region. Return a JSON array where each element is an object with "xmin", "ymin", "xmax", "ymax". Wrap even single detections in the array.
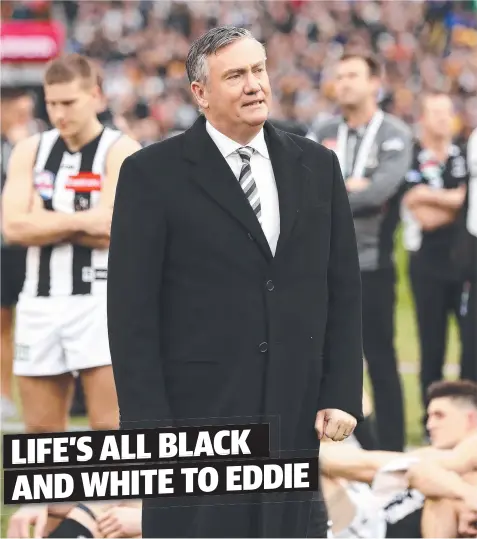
[{"xmin": 186, "ymin": 26, "xmax": 265, "ymax": 84}]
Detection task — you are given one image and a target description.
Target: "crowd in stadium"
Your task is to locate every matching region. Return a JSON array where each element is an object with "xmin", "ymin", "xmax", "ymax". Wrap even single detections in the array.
[
  {"xmin": 1, "ymin": 0, "xmax": 477, "ymax": 538},
  {"xmin": 4, "ymin": 0, "xmax": 477, "ymax": 141}
]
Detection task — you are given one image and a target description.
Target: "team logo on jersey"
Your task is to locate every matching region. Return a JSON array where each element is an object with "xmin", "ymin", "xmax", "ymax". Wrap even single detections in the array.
[
  {"xmin": 321, "ymin": 138, "xmax": 337, "ymax": 150},
  {"xmin": 420, "ymin": 159, "xmax": 443, "ymax": 189},
  {"xmin": 406, "ymin": 169, "xmax": 422, "ymax": 183},
  {"xmin": 82, "ymin": 267, "xmax": 95, "ymax": 283},
  {"xmin": 76, "ymin": 197, "xmax": 90, "ymax": 211},
  {"xmin": 33, "ymin": 171, "xmax": 55, "ymax": 200},
  {"xmin": 65, "ymin": 172, "xmax": 102, "ymax": 192}
]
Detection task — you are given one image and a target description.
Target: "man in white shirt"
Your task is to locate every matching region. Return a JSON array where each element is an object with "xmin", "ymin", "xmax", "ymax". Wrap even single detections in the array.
[
  {"xmin": 462, "ymin": 128, "xmax": 477, "ymax": 381},
  {"xmin": 467, "ymin": 129, "xmax": 477, "ymax": 239},
  {"xmin": 108, "ymin": 26, "xmax": 364, "ymax": 538},
  {"xmin": 204, "ymin": 120, "xmax": 280, "ymax": 255}
]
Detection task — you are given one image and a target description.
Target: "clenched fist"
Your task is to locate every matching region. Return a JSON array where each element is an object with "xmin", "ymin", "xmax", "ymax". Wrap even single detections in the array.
[{"xmin": 315, "ymin": 408, "xmax": 357, "ymax": 442}]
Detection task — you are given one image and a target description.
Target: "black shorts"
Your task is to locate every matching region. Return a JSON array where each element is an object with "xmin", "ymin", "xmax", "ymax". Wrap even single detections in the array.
[
  {"xmin": 386, "ymin": 508, "xmax": 422, "ymax": 538},
  {"xmin": 1, "ymin": 247, "xmax": 26, "ymax": 307}
]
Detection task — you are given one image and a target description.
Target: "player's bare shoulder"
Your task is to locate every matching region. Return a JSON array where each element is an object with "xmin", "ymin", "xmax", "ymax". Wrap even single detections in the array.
[
  {"xmin": 107, "ymin": 133, "xmax": 142, "ymax": 166},
  {"xmin": 7, "ymin": 133, "xmax": 41, "ymax": 172}
]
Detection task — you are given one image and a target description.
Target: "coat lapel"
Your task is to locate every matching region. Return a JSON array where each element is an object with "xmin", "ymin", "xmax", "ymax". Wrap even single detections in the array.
[
  {"xmin": 263, "ymin": 122, "xmax": 303, "ymax": 257},
  {"xmin": 182, "ymin": 117, "xmax": 304, "ymax": 261},
  {"xmin": 183, "ymin": 117, "xmax": 273, "ymax": 261}
]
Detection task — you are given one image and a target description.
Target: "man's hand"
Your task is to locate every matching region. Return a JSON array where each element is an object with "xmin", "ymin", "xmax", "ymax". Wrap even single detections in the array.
[
  {"xmin": 77, "ymin": 207, "xmax": 113, "ymax": 237},
  {"xmin": 97, "ymin": 506, "xmax": 142, "ymax": 538},
  {"xmin": 346, "ymin": 177, "xmax": 371, "ymax": 192},
  {"xmin": 7, "ymin": 505, "xmax": 48, "ymax": 538},
  {"xmin": 315, "ymin": 408, "xmax": 357, "ymax": 442},
  {"xmin": 459, "ymin": 509, "xmax": 477, "ymax": 538}
]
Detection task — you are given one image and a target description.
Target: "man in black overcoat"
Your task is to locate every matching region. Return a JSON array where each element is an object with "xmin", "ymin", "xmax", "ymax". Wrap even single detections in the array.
[{"xmin": 107, "ymin": 26, "xmax": 364, "ymax": 538}]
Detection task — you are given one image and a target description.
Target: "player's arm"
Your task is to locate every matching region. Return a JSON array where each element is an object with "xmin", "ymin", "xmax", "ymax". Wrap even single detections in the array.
[
  {"xmin": 407, "ymin": 462, "xmax": 477, "ymax": 505},
  {"xmin": 402, "ymin": 161, "xmax": 464, "ymax": 229},
  {"xmin": 347, "ymin": 126, "xmax": 413, "ymax": 215},
  {"xmin": 2, "ymin": 135, "xmax": 85, "ymax": 246},
  {"xmin": 319, "ymin": 441, "xmax": 404, "ymax": 484},
  {"xmin": 407, "ymin": 435, "xmax": 477, "ymax": 499},
  {"xmin": 404, "ymin": 183, "xmax": 467, "ymax": 212},
  {"xmin": 410, "ymin": 204, "xmax": 458, "ymax": 230},
  {"xmin": 320, "ymin": 442, "xmax": 440, "ymax": 484},
  {"xmin": 427, "ymin": 434, "xmax": 477, "ymax": 474},
  {"xmin": 70, "ymin": 135, "xmax": 142, "ymax": 249}
]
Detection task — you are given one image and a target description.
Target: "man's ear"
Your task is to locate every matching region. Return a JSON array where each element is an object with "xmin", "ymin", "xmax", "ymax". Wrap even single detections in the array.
[{"xmin": 191, "ymin": 82, "xmax": 209, "ymax": 111}]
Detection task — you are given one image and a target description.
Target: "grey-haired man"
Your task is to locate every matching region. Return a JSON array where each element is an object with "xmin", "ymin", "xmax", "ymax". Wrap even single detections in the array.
[{"xmin": 108, "ymin": 26, "xmax": 364, "ymax": 537}]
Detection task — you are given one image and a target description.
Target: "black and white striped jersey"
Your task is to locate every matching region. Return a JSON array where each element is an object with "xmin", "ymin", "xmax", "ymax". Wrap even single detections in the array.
[{"xmin": 23, "ymin": 126, "xmax": 122, "ymax": 298}]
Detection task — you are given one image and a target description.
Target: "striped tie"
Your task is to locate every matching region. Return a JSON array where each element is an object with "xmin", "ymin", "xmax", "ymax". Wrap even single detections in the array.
[{"xmin": 237, "ymin": 146, "xmax": 261, "ymax": 223}]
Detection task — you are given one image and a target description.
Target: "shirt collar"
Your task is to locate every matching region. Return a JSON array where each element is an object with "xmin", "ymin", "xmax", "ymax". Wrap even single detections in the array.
[{"xmin": 206, "ymin": 120, "xmax": 269, "ymax": 160}]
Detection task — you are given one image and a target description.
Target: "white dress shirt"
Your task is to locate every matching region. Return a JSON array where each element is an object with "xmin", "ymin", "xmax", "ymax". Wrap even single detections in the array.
[
  {"xmin": 467, "ymin": 128, "xmax": 477, "ymax": 237},
  {"xmin": 206, "ymin": 121, "xmax": 280, "ymax": 255}
]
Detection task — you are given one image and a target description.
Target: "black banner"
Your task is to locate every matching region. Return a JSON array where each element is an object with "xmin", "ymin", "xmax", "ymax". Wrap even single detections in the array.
[
  {"xmin": 3, "ymin": 457, "xmax": 318, "ymax": 505},
  {"xmin": 3, "ymin": 424, "xmax": 270, "ymax": 469}
]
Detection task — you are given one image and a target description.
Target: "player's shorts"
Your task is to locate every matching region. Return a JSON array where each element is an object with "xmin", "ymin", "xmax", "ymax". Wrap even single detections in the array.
[
  {"xmin": 13, "ymin": 294, "xmax": 111, "ymax": 376},
  {"xmin": 1, "ymin": 247, "xmax": 27, "ymax": 307}
]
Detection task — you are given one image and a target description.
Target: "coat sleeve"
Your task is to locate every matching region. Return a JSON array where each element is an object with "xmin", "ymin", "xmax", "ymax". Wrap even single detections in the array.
[
  {"xmin": 107, "ymin": 154, "xmax": 174, "ymax": 430},
  {"xmin": 318, "ymin": 150, "xmax": 364, "ymax": 422}
]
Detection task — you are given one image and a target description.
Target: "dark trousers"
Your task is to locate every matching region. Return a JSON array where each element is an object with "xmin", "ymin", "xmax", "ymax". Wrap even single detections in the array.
[
  {"xmin": 409, "ymin": 258, "xmax": 465, "ymax": 415},
  {"xmin": 361, "ymin": 267, "xmax": 405, "ymax": 451},
  {"xmin": 461, "ymin": 279, "xmax": 477, "ymax": 382}
]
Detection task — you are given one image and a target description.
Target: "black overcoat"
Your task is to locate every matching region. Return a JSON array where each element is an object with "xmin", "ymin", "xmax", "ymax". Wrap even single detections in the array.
[{"xmin": 107, "ymin": 116, "xmax": 364, "ymax": 537}]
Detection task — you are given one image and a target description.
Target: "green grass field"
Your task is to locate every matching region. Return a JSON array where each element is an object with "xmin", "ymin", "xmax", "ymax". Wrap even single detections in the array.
[{"xmin": 0, "ymin": 231, "xmax": 461, "ymax": 536}]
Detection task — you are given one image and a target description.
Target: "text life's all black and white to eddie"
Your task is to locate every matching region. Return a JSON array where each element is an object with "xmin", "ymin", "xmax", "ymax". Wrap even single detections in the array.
[{"xmin": 3, "ymin": 424, "xmax": 319, "ymax": 504}]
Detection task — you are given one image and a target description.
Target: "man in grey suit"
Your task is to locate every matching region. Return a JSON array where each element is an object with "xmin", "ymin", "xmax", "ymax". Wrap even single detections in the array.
[{"xmin": 308, "ymin": 51, "xmax": 413, "ymax": 452}]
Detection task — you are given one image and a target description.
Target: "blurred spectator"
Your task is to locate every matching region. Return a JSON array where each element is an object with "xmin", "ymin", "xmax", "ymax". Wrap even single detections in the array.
[
  {"xmin": 401, "ymin": 92, "xmax": 470, "ymax": 430},
  {"xmin": 307, "ymin": 51, "xmax": 412, "ymax": 452},
  {"xmin": 0, "ymin": 88, "xmax": 43, "ymax": 421},
  {"xmin": 49, "ymin": 0, "xmax": 475, "ymax": 142},
  {"xmin": 460, "ymin": 127, "xmax": 477, "ymax": 383}
]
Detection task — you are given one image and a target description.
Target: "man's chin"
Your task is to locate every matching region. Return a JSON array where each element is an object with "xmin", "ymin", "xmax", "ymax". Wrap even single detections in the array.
[
  {"xmin": 433, "ymin": 441, "xmax": 452, "ymax": 450},
  {"xmin": 57, "ymin": 125, "xmax": 74, "ymax": 137},
  {"xmin": 243, "ymin": 109, "xmax": 269, "ymax": 126},
  {"xmin": 339, "ymin": 99, "xmax": 359, "ymax": 108}
]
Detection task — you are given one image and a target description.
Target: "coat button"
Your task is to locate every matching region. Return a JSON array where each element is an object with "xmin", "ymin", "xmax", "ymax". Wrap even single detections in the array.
[
  {"xmin": 266, "ymin": 280, "xmax": 275, "ymax": 291},
  {"xmin": 248, "ymin": 232, "xmax": 254, "ymax": 241},
  {"xmin": 259, "ymin": 342, "xmax": 268, "ymax": 353}
]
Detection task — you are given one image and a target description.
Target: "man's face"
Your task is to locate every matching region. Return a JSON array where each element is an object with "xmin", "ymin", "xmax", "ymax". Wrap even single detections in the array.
[
  {"xmin": 45, "ymin": 78, "xmax": 99, "ymax": 138},
  {"xmin": 1, "ymin": 95, "xmax": 34, "ymax": 131},
  {"xmin": 334, "ymin": 58, "xmax": 378, "ymax": 108},
  {"xmin": 421, "ymin": 95, "xmax": 455, "ymax": 139},
  {"xmin": 427, "ymin": 397, "xmax": 476, "ymax": 449},
  {"xmin": 196, "ymin": 38, "xmax": 272, "ymax": 135}
]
